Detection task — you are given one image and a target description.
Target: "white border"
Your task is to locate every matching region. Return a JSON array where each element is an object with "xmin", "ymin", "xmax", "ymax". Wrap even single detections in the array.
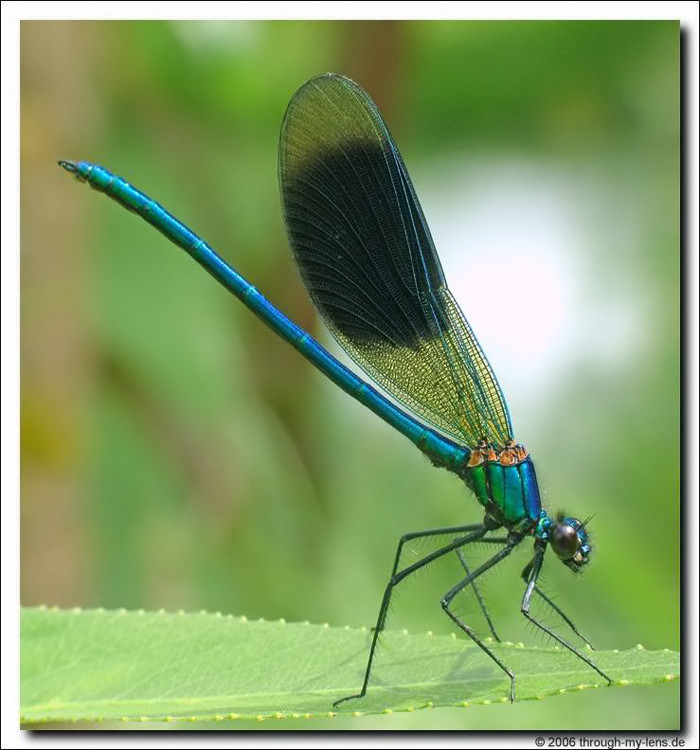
[{"xmin": 3, "ymin": 3, "xmax": 697, "ymax": 747}]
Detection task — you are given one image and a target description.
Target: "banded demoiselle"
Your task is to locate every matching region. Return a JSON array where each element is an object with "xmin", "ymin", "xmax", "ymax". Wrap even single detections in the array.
[{"xmin": 59, "ymin": 73, "xmax": 612, "ymax": 707}]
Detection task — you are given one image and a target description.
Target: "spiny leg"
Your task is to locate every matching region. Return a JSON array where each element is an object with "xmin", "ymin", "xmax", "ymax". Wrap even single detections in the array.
[
  {"xmin": 521, "ymin": 542, "xmax": 612, "ymax": 685},
  {"xmin": 456, "ymin": 541, "xmax": 507, "ymax": 642},
  {"xmin": 333, "ymin": 522, "xmax": 493, "ymax": 709},
  {"xmin": 441, "ymin": 537, "xmax": 521, "ymax": 702},
  {"xmin": 521, "ymin": 559, "xmax": 594, "ymax": 648},
  {"xmin": 376, "ymin": 523, "xmax": 487, "ymax": 633}
]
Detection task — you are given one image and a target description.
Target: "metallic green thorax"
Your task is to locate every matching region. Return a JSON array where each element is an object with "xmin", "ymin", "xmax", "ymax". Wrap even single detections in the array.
[{"xmin": 465, "ymin": 455, "xmax": 542, "ymax": 528}]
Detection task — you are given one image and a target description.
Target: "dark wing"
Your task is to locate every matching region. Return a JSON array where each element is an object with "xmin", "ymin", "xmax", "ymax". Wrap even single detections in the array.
[{"xmin": 278, "ymin": 73, "xmax": 513, "ymax": 448}]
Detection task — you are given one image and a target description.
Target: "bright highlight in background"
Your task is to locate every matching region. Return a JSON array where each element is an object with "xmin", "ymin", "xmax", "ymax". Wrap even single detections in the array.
[{"xmin": 424, "ymin": 156, "xmax": 645, "ymax": 413}]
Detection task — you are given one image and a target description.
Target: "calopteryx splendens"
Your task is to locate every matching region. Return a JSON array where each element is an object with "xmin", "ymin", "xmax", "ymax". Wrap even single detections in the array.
[{"xmin": 59, "ymin": 72, "xmax": 613, "ymax": 707}]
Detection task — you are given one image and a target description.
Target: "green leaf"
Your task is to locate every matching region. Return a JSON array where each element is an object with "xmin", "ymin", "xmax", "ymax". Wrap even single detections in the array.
[{"xmin": 20, "ymin": 606, "xmax": 678, "ymax": 723}]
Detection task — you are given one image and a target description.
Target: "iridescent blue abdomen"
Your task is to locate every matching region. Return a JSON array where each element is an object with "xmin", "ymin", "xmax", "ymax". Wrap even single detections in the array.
[{"xmin": 464, "ymin": 444, "xmax": 541, "ymax": 528}]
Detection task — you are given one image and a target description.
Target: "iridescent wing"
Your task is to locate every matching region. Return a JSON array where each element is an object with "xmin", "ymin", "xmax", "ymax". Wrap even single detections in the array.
[{"xmin": 279, "ymin": 74, "xmax": 513, "ymax": 448}]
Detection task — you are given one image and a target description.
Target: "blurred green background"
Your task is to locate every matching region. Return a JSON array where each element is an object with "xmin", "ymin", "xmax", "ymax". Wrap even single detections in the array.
[{"xmin": 20, "ymin": 20, "xmax": 679, "ymax": 729}]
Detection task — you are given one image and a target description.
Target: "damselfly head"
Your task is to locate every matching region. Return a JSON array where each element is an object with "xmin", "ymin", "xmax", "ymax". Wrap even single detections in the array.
[{"xmin": 549, "ymin": 515, "xmax": 591, "ymax": 572}]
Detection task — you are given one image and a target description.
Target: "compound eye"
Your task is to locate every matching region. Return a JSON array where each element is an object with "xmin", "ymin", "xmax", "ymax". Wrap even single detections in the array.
[{"xmin": 550, "ymin": 522, "xmax": 580, "ymax": 561}]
